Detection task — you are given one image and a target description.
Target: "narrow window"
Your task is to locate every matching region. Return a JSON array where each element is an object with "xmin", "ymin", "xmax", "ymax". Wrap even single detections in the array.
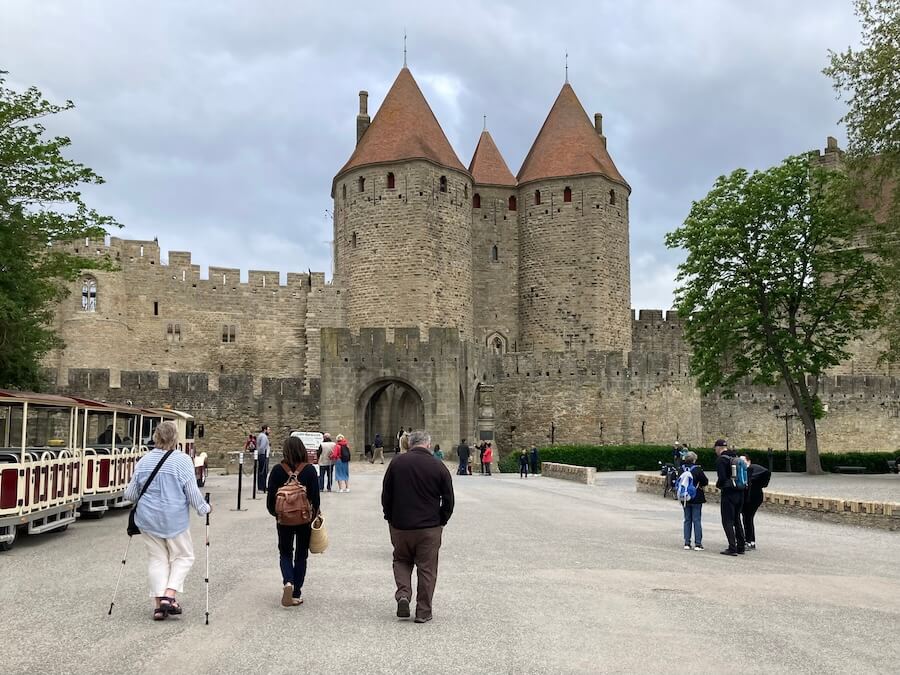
[
  {"xmin": 153, "ymin": 301, "xmax": 158, "ymax": 316},
  {"xmin": 81, "ymin": 278, "xmax": 97, "ymax": 312},
  {"xmin": 464, "ymin": 185, "xmax": 468, "ymax": 200},
  {"xmin": 342, "ymin": 184, "xmax": 347, "ymax": 201},
  {"xmin": 222, "ymin": 325, "xmax": 229, "ymax": 343},
  {"xmin": 351, "ymin": 232, "xmax": 357, "ymax": 248},
  {"xmin": 508, "ymin": 195, "xmax": 517, "ymax": 211},
  {"xmin": 439, "ymin": 176, "xmax": 447, "ymax": 193},
  {"xmin": 473, "ymin": 193, "xmax": 481, "ymax": 209},
  {"xmin": 564, "ymin": 186, "xmax": 572, "ymax": 202},
  {"xmin": 534, "ymin": 190, "xmax": 541, "ymax": 205},
  {"xmin": 139, "ymin": 245, "xmax": 144, "ymax": 257},
  {"xmin": 166, "ymin": 323, "xmax": 174, "ymax": 342},
  {"xmin": 229, "ymin": 325, "xmax": 236, "ymax": 342},
  {"xmin": 491, "ymin": 244, "xmax": 499, "ymax": 262},
  {"xmin": 609, "ymin": 189, "xmax": 616, "ymax": 205},
  {"xmin": 358, "ymin": 176, "xmax": 365, "ymax": 192},
  {"xmin": 387, "ymin": 172, "xmax": 395, "ymax": 189},
  {"xmin": 174, "ymin": 323, "xmax": 182, "ymax": 342}
]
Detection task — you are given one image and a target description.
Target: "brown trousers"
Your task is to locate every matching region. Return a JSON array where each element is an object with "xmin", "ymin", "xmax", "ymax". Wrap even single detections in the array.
[{"xmin": 389, "ymin": 525, "xmax": 443, "ymax": 619}]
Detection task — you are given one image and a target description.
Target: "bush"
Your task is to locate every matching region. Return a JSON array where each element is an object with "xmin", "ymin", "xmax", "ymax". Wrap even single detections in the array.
[{"xmin": 499, "ymin": 444, "xmax": 897, "ymax": 474}]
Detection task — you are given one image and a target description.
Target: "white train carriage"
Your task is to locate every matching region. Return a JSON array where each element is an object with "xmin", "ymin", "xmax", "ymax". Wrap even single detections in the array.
[
  {"xmin": 0, "ymin": 391, "xmax": 82, "ymax": 551},
  {"xmin": 71, "ymin": 397, "xmax": 148, "ymax": 516},
  {"xmin": 143, "ymin": 408, "xmax": 208, "ymax": 487}
]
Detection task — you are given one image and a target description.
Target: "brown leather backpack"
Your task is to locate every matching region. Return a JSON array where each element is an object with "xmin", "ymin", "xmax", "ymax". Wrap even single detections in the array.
[{"xmin": 275, "ymin": 461, "xmax": 314, "ymax": 526}]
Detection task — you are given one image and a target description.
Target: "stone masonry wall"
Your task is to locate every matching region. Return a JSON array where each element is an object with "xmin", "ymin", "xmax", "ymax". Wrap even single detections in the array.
[
  {"xmin": 491, "ymin": 350, "xmax": 702, "ymax": 453},
  {"xmin": 50, "ymin": 238, "xmax": 312, "ymax": 385},
  {"xmin": 472, "ymin": 184, "xmax": 519, "ymax": 350},
  {"xmin": 333, "ymin": 161, "xmax": 474, "ymax": 339},
  {"xmin": 518, "ymin": 175, "xmax": 631, "ymax": 353},
  {"xmin": 52, "ymin": 368, "xmax": 321, "ymax": 467}
]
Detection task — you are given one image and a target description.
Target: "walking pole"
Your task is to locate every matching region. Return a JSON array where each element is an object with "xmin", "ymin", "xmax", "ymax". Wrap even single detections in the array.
[
  {"xmin": 204, "ymin": 492, "xmax": 210, "ymax": 625},
  {"xmin": 108, "ymin": 535, "xmax": 132, "ymax": 615}
]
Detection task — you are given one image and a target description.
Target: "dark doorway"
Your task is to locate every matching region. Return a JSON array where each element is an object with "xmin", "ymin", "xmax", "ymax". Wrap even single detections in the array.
[{"xmin": 362, "ymin": 380, "xmax": 425, "ymax": 451}]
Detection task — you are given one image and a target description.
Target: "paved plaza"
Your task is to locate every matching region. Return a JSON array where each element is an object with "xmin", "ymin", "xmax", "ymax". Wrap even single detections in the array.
[{"xmin": 1, "ymin": 464, "xmax": 898, "ymax": 674}]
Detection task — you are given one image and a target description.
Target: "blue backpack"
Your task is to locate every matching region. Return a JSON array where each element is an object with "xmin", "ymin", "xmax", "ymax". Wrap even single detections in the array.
[
  {"xmin": 676, "ymin": 466, "xmax": 697, "ymax": 505},
  {"xmin": 731, "ymin": 456, "xmax": 748, "ymax": 488}
]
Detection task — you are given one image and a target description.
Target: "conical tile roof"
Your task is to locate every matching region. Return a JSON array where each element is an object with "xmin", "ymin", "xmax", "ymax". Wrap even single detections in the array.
[
  {"xmin": 468, "ymin": 130, "xmax": 516, "ymax": 187},
  {"xmin": 517, "ymin": 83, "xmax": 628, "ymax": 188},
  {"xmin": 335, "ymin": 68, "xmax": 466, "ymax": 186}
]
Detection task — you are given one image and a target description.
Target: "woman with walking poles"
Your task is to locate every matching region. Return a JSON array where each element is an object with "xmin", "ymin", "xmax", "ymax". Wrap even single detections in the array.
[
  {"xmin": 122, "ymin": 420, "xmax": 211, "ymax": 621},
  {"xmin": 267, "ymin": 435, "xmax": 320, "ymax": 606}
]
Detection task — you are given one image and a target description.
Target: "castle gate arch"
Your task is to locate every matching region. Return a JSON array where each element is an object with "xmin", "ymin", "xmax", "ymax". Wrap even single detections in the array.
[{"xmin": 357, "ymin": 378, "xmax": 425, "ymax": 453}]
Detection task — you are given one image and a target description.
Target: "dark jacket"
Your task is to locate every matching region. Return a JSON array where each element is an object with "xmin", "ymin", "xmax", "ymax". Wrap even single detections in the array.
[
  {"xmin": 715, "ymin": 450, "xmax": 739, "ymax": 492},
  {"xmin": 748, "ymin": 463, "xmax": 771, "ymax": 498},
  {"xmin": 682, "ymin": 463, "xmax": 709, "ymax": 504},
  {"xmin": 266, "ymin": 461, "xmax": 321, "ymax": 521},
  {"xmin": 382, "ymin": 447, "xmax": 454, "ymax": 530},
  {"xmin": 456, "ymin": 444, "xmax": 470, "ymax": 461}
]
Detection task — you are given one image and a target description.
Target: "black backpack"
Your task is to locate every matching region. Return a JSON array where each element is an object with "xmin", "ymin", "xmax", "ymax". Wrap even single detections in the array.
[{"xmin": 340, "ymin": 444, "xmax": 351, "ymax": 462}]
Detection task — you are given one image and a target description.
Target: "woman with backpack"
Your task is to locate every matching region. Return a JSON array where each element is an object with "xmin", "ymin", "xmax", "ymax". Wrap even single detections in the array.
[
  {"xmin": 334, "ymin": 434, "xmax": 351, "ymax": 492},
  {"xmin": 679, "ymin": 451, "xmax": 709, "ymax": 551},
  {"xmin": 266, "ymin": 435, "xmax": 320, "ymax": 607}
]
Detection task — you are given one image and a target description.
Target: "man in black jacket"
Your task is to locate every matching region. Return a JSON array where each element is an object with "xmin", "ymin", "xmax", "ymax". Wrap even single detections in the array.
[
  {"xmin": 714, "ymin": 439, "xmax": 746, "ymax": 556},
  {"xmin": 382, "ymin": 430, "xmax": 455, "ymax": 623},
  {"xmin": 742, "ymin": 456, "xmax": 771, "ymax": 550},
  {"xmin": 456, "ymin": 439, "xmax": 470, "ymax": 476}
]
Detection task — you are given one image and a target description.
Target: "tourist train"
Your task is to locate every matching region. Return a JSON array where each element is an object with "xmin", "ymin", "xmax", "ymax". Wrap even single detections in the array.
[{"xmin": 0, "ymin": 389, "xmax": 208, "ymax": 551}]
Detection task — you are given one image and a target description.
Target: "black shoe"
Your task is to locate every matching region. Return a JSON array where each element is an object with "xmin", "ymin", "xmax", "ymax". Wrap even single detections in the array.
[
  {"xmin": 736, "ymin": 548, "xmax": 746, "ymax": 554},
  {"xmin": 720, "ymin": 549, "xmax": 738, "ymax": 556},
  {"xmin": 414, "ymin": 615, "xmax": 433, "ymax": 624},
  {"xmin": 396, "ymin": 597, "xmax": 410, "ymax": 618}
]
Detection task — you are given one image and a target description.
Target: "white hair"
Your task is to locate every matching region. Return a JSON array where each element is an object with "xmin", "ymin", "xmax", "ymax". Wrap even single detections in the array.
[
  {"xmin": 153, "ymin": 420, "xmax": 179, "ymax": 449},
  {"xmin": 408, "ymin": 430, "xmax": 431, "ymax": 449}
]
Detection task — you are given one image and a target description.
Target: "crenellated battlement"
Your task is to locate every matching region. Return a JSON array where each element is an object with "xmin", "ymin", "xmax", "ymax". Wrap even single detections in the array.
[
  {"xmin": 321, "ymin": 327, "xmax": 465, "ymax": 364},
  {"xmin": 497, "ymin": 348, "xmax": 692, "ymax": 384}
]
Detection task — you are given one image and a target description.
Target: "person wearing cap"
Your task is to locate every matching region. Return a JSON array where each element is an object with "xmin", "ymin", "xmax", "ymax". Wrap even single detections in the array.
[{"xmin": 714, "ymin": 438, "xmax": 746, "ymax": 556}]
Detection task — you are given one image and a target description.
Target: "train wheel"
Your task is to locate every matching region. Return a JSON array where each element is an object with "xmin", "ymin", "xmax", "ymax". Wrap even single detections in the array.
[{"xmin": 0, "ymin": 528, "xmax": 17, "ymax": 551}]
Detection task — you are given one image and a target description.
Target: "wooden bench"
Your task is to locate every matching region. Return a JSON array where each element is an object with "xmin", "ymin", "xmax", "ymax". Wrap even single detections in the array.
[{"xmin": 834, "ymin": 465, "xmax": 866, "ymax": 474}]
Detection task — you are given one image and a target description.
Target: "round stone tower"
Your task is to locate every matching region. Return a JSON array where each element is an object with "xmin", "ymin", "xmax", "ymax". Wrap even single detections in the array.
[
  {"xmin": 516, "ymin": 83, "xmax": 632, "ymax": 353},
  {"xmin": 332, "ymin": 68, "xmax": 474, "ymax": 339}
]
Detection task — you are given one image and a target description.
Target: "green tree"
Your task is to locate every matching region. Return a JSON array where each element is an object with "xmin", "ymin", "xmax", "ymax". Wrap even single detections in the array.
[
  {"xmin": 825, "ymin": 0, "xmax": 900, "ymax": 361},
  {"xmin": 666, "ymin": 155, "xmax": 883, "ymax": 474},
  {"xmin": 0, "ymin": 71, "xmax": 119, "ymax": 390}
]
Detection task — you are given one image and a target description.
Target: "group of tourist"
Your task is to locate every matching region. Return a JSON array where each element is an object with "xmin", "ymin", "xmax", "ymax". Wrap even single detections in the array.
[
  {"xmin": 453, "ymin": 439, "xmax": 495, "ymax": 475},
  {"xmin": 125, "ymin": 422, "xmax": 454, "ymax": 623},
  {"xmin": 677, "ymin": 438, "xmax": 772, "ymax": 555},
  {"xmin": 252, "ymin": 426, "xmax": 353, "ymax": 494}
]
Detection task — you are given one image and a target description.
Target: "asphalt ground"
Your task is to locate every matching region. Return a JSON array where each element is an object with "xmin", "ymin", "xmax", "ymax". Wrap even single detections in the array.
[{"xmin": 1, "ymin": 464, "xmax": 898, "ymax": 674}]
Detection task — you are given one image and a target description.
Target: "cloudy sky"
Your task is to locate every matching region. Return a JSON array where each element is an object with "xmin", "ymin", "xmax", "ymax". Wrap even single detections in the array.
[{"xmin": 3, "ymin": 0, "xmax": 861, "ymax": 310}]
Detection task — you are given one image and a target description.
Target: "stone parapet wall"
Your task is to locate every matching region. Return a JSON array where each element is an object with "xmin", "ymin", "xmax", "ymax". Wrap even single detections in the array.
[
  {"xmin": 541, "ymin": 462, "xmax": 596, "ymax": 485},
  {"xmin": 635, "ymin": 473, "xmax": 900, "ymax": 530}
]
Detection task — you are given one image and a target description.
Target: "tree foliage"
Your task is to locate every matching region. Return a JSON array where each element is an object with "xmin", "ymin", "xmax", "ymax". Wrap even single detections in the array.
[
  {"xmin": 825, "ymin": 0, "xmax": 900, "ymax": 361},
  {"xmin": 666, "ymin": 155, "xmax": 883, "ymax": 474},
  {"xmin": 0, "ymin": 71, "xmax": 120, "ymax": 390}
]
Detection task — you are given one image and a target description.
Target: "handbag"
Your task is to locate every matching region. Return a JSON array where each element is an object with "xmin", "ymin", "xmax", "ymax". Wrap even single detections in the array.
[
  {"xmin": 309, "ymin": 512, "xmax": 329, "ymax": 554},
  {"xmin": 127, "ymin": 450, "xmax": 174, "ymax": 536}
]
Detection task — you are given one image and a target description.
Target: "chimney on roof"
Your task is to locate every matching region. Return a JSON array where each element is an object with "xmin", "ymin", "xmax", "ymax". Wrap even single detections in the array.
[
  {"xmin": 594, "ymin": 112, "xmax": 607, "ymax": 148},
  {"xmin": 356, "ymin": 90, "xmax": 370, "ymax": 145}
]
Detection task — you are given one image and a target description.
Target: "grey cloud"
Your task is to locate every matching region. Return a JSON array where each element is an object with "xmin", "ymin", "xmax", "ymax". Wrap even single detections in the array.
[{"xmin": 2, "ymin": 0, "xmax": 860, "ymax": 307}]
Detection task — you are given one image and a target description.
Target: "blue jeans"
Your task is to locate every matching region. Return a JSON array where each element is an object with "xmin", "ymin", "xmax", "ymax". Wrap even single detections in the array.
[
  {"xmin": 277, "ymin": 524, "xmax": 311, "ymax": 596},
  {"xmin": 683, "ymin": 503, "xmax": 703, "ymax": 546},
  {"xmin": 318, "ymin": 464, "xmax": 333, "ymax": 491}
]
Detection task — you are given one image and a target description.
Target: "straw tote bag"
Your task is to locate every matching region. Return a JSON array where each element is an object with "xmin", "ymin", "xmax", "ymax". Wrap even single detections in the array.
[{"xmin": 309, "ymin": 512, "xmax": 329, "ymax": 554}]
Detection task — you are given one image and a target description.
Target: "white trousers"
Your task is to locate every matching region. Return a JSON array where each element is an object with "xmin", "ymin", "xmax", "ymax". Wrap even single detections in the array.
[{"xmin": 142, "ymin": 530, "xmax": 195, "ymax": 598}]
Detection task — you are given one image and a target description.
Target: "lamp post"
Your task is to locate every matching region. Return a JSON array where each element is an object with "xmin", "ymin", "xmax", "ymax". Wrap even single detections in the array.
[
  {"xmin": 775, "ymin": 412, "xmax": 796, "ymax": 472},
  {"xmin": 548, "ymin": 421, "xmax": 556, "ymax": 446}
]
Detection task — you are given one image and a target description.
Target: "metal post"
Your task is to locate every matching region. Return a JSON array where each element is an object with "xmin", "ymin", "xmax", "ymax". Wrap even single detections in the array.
[
  {"xmin": 784, "ymin": 415, "xmax": 792, "ymax": 473},
  {"xmin": 767, "ymin": 447, "xmax": 773, "ymax": 472},
  {"xmin": 550, "ymin": 422, "xmax": 556, "ymax": 446},
  {"xmin": 252, "ymin": 455, "xmax": 257, "ymax": 500},
  {"xmin": 231, "ymin": 451, "xmax": 246, "ymax": 511}
]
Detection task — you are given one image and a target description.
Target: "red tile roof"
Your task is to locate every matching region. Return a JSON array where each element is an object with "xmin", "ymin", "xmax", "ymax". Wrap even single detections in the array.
[
  {"xmin": 468, "ymin": 130, "xmax": 516, "ymax": 187},
  {"xmin": 517, "ymin": 83, "xmax": 628, "ymax": 188},
  {"xmin": 335, "ymin": 68, "xmax": 466, "ymax": 186}
]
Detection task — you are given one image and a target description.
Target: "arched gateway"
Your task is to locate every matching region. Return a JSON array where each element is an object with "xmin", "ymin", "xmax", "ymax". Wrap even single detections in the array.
[{"xmin": 360, "ymin": 379, "xmax": 425, "ymax": 451}]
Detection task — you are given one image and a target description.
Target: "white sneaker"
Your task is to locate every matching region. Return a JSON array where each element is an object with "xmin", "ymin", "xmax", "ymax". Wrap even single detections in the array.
[
  {"xmin": 694, "ymin": 545, "xmax": 704, "ymax": 551},
  {"xmin": 684, "ymin": 544, "xmax": 691, "ymax": 550}
]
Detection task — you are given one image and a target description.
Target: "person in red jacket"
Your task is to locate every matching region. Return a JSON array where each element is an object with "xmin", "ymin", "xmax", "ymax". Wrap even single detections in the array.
[{"xmin": 482, "ymin": 443, "xmax": 494, "ymax": 476}]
